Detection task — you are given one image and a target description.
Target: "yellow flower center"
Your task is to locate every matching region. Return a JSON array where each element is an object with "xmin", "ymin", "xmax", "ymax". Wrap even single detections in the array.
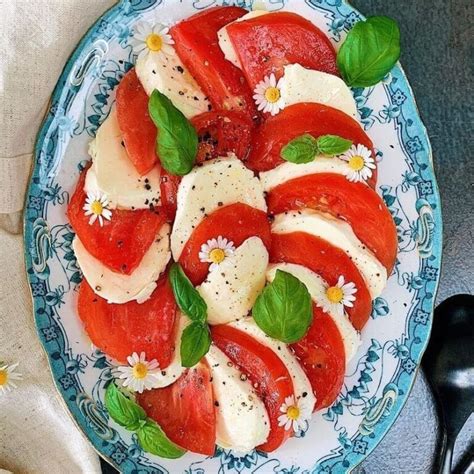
[
  {"xmin": 146, "ymin": 33, "xmax": 163, "ymax": 52},
  {"xmin": 132, "ymin": 362, "xmax": 148, "ymax": 380},
  {"xmin": 264, "ymin": 87, "xmax": 281, "ymax": 103},
  {"xmin": 0, "ymin": 370, "xmax": 8, "ymax": 386},
  {"xmin": 90, "ymin": 201, "xmax": 103, "ymax": 215},
  {"xmin": 348, "ymin": 155, "xmax": 365, "ymax": 171},
  {"xmin": 286, "ymin": 405, "xmax": 300, "ymax": 420},
  {"xmin": 209, "ymin": 248, "xmax": 226, "ymax": 264},
  {"xmin": 326, "ymin": 286, "xmax": 344, "ymax": 303}
]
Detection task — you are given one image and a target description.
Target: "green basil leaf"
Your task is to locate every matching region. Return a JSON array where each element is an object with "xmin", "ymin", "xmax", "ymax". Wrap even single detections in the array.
[
  {"xmin": 253, "ymin": 270, "xmax": 312, "ymax": 344},
  {"xmin": 280, "ymin": 134, "xmax": 319, "ymax": 164},
  {"xmin": 169, "ymin": 263, "xmax": 207, "ymax": 323},
  {"xmin": 148, "ymin": 89, "xmax": 198, "ymax": 175},
  {"xmin": 104, "ymin": 382, "xmax": 146, "ymax": 431},
  {"xmin": 337, "ymin": 16, "xmax": 401, "ymax": 87},
  {"xmin": 137, "ymin": 419, "xmax": 186, "ymax": 459},
  {"xmin": 316, "ymin": 135, "xmax": 353, "ymax": 156},
  {"xmin": 180, "ymin": 321, "xmax": 211, "ymax": 368}
]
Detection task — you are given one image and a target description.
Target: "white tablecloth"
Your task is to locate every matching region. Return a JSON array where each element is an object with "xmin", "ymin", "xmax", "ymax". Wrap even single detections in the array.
[{"xmin": 0, "ymin": 1, "xmax": 115, "ymax": 472}]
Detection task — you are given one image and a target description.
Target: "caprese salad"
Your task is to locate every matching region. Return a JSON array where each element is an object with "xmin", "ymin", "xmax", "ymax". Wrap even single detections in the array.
[{"xmin": 67, "ymin": 6, "xmax": 400, "ymax": 459}]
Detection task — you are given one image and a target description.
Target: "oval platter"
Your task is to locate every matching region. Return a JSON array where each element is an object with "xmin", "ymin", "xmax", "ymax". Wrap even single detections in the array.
[{"xmin": 23, "ymin": 0, "xmax": 442, "ymax": 472}]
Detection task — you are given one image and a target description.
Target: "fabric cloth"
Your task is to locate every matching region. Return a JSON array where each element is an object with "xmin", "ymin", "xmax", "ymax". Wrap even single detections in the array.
[{"xmin": 0, "ymin": 1, "xmax": 115, "ymax": 472}]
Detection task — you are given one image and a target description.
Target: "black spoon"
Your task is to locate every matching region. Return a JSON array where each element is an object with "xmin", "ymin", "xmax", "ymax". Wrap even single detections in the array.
[{"xmin": 423, "ymin": 294, "xmax": 474, "ymax": 474}]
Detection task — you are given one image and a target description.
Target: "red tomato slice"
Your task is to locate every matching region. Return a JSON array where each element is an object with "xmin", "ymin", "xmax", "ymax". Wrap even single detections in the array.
[
  {"xmin": 226, "ymin": 12, "xmax": 338, "ymax": 91},
  {"xmin": 77, "ymin": 275, "xmax": 178, "ymax": 367},
  {"xmin": 291, "ymin": 305, "xmax": 345, "ymax": 410},
  {"xmin": 191, "ymin": 110, "xmax": 255, "ymax": 163},
  {"xmin": 247, "ymin": 103, "xmax": 377, "ymax": 186},
  {"xmin": 268, "ymin": 173, "xmax": 397, "ymax": 272},
  {"xmin": 116, "ymin": 68, "xmax": 157, "ymax": 176},
  {"xmin": 136, "ymin": 362, "xmax": 216, "ymax": 455},
  {"xmin": 160, "ymin": 169, "xmax": 181, "ymax": 222},
  {"xmin": 271, "ymin": 232, "xmax": 372, "ymax": 330},
  {"xmin": 171, "ymin": 6, "xmax": 257, "ymax": 118},
  {"xmin": 67, "ymin": 168, "xmax": 165, "ymax": 275},
  {"xmin": 211, "ymin": 324, "xmax": 294, "ymax": 452},
  {"xmin": 179, "ymin": 203, "xmax": 272, "ymax": 286}
]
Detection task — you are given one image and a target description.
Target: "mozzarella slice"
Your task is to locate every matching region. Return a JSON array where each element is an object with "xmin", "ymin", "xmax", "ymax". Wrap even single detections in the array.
[
  {"xmin": 206, "ymin": 345, "xmax": 270, "ymax": 453},
  {"xmin": 231, "ymin": 319, "xmax": 316, "ymax": 410},
  {"xmin": 72, "ymin": 224, "xmax": 171, "ymax": 304},
  {"xmin": 86, "ymin": 108, "xmax": 161, "ymax": 210},
  {"xmin": 280, "ymin": 64, "xmax": 358, "ymax": 118},
  {"xmin": 149, "ymin": 313, "xmax": 188, "ymax": 388},
  {"xmin": 171, "ymin": 155, "xmax": 267, "ymax": 259},
  {"xmin": 267, "ymin": 263, "xmax": 361, "ymax": 362},
  {"xmin": 136, "ymin": 50, "xmax": 210, "ymax": 119},
  {"xmin": 198, "ymin": 237, "xmax": 268, "ymax": 325},
  {"xmin": 259, "ymin": 158, "xmax": 365, "ymax": 193},
  {"xmin": 272, "ymin": 210, "xmax": 387, "ymax": 297},
  {"xmin": 218, "ymin": 10, "xmax": 269, "ymax": 69}
]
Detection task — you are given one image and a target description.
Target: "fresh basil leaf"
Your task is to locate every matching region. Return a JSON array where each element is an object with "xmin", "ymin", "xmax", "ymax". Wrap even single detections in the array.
[
  {"xmin": 169, "ymin": 263, "xmax": 207, "ymax": 324},
  {"xmin": 148, "ymin": 89, "xmax": 198, "ymax": 175},
  {"xmin": 337, "ymin": 16, "xmax": 401, "ymax": 87},
  {"xmin": 253, "ymin": 270, "xmax": 312, "ymax": 344},
  {"xmin": 280, "ymin": 134, "xmax": 319, "ymax": 164},
  {"xmin": 105, "ymin": 382, "xmax": 146, "ymax": 431},
  {"xmin": 137, "ymin": 419, "xmax": 186, "ymax": 459},
  {"xmin": 316, "ymin": 135, "xmax": 353, "ymax": 156},
  {"xmin": 180, "ymin": 321, "xmax": 211, "ymax": 368}
]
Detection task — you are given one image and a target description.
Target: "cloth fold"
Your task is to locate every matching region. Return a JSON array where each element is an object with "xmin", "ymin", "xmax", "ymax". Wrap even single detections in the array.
[{"xmin": 0, "ymin": 0, "xmax": 116, "ymax": 472}]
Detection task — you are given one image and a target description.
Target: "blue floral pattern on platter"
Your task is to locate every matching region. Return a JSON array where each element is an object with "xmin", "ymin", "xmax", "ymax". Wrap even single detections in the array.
[{"xmin": 23, "ymin": 0, "xmax": 442, "ymax": 472}]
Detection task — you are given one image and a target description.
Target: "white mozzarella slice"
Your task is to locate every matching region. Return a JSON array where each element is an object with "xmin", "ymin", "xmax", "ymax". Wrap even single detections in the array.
[
  {"xmin": 136, "ymin": 50, "xmax": 210, "ymax": 119},
  {"xmin": 272, "ymin": 210, "xmax": 387, "ymax": 297},
  {"xmin": 86, "ymin": 108, "xmax": 161, "ymax": 209},
  {"xmin": 280, "ymin": 64, "xmax": 358, "ymax": 118},
  {"xmin": 171, "ymin": 155, "xmax": 267, "ymax": 259},
  {"xmin": 149, "ymin": 313, "xmax": 188, "ymax": 388},
  {"xmin": 198, "ymin": 237, "xmax": 268, "ymax": 325},
  {"xmin": 206, "ymin": 345, "xmax": 270, "ymax": 453},
  {"xmin": 267, "ymin": 263, "xmax": 361, "ymax": 362},
  {"xmin": 72, "ymin": 224, "xmax": 171, "ymax": 304},
  {"xmin": 259, "ymin": 158, "xmax": 364, "ymax": 193},
  {"xmin": 231, "ymin": 319, "xmax": 316, "ymax": 410},
  {"xmin": 218, "ymin": 10, "xmax": 269, "ymax": 69}
]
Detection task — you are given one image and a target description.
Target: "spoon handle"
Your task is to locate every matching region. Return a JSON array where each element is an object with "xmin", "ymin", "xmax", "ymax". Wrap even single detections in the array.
[{"xmin": 439, "ymin": 431, "xmax": 455, "ymax": 474}]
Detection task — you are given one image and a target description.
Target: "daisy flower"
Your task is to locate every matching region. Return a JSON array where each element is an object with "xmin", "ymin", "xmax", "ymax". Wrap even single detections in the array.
[
  {"xmin": 116, "ymin": 352, "xmax": 161, "ymax": 393},
  {"xmin": 0, "ymin": 362, "xmax": 23, "ymax": 395},
  {"xmin": 199, "ymin": 236, "xmax": 235, "ymax": 272},
  {"xmin": 83, "ymin": 191, "xmax": 112, "ymax": 227},
  {"xmin": 278, "ymin": 395, "xmax": 312, "ymax": 432},
  {"xmin": 340, "ymin": 144, "xmax": 376, "ymax": 183},
  {"xmin": 253, "ymin": 73, "xmax": 285, "ymax": 116},
  {"xmin": 317, "ymin": 275, "xmax": 357, "ymax": 316},
  {"xmin": 133, "ymin": 22, "xmax": 174, "ymax": 61}
]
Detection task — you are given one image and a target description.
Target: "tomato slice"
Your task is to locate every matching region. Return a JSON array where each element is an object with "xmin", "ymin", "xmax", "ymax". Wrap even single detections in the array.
[
  {"xmin": 179, "ymin": 203, "xmax": 271, "ymax": 286},
  {"xmin": 226, "ymin": 12, "xmax": 338, "ymax": 91},
  {"xmin": 136, "ymin": 362, "xmax": 216, "ymax": 455},
  {"xmin": 67, "ymin": 168, "xmax": 165, "ymax": 275},
  {"xmin": 268, "ymin": 173, "xmax": 397, "ymax": 272},
  {"xmin": 271, "ymin": 232, "xmax": 372, "ymax": 330},
  {"xmin": 211, "ymin": 324, "xmax": 294, "ymax": 452},
  {"xmin": 160, "ymin": 169, "xmax": 181, "ymax": 222},
  {"xmin": 77, "ymin": 275, "xmax": 178, "ymax": 367},
  {"xmin": 191, "ymin": 110, "xmax": 255, "ymax": 163},
  {"xmin": 247, "ymin": 103, "xmax": 377, "ymax": 184},
  {"xmin": 291, "ymin": 305, "xmax": 345, "ymax": 410},
  {"xmin": 116, "ymin": 68, "xmax": 157, "ymax": 176},
  {"xmin": 171, "ymin": 6, "xmax": 257, "ymax": 118}
]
